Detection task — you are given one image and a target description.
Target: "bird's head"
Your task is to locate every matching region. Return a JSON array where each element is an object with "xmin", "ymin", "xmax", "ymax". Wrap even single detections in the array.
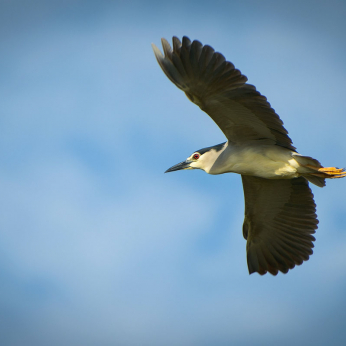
[{"xmin": 165, "ymin": 142, "xmax": 226, "ymax": 174}]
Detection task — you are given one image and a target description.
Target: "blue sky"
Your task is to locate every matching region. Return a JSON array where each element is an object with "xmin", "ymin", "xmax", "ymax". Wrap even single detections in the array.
[{"xmin": 1, "ymin": 0, "xmax": 346, "ymax": 345}]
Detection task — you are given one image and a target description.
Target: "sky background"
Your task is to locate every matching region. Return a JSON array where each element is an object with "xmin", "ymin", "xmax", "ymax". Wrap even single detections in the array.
[{"xmin": 1, "ymin": 0, "xmax": 346, "ymax": 345}]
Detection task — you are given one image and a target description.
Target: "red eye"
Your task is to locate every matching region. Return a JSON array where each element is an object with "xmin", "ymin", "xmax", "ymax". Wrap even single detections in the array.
[{"xmin": 193, "ymin": 153, "xmax": 200, "ymax": 160}]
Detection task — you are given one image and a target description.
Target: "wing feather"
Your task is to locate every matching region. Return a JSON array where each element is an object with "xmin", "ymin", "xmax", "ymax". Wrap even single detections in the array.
[
  {"xmin": 152, "ymin": 36, "xmax": 296, "ymax": 151},
  {"xmin": 241, "ymin": 176, "xmax": 318, "ymax": 275}
]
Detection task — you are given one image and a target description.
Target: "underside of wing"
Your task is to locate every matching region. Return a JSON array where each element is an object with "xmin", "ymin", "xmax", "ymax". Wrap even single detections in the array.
[
  {"xmin": 241, "ymin": 176, "xmax": 318, "ymax": 275},
  {"xmin": 152, "ymin": 36, "xmax": 296, "ymax": 151}
]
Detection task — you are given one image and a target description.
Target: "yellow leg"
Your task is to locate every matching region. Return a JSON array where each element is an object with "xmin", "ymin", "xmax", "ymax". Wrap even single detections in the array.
[{"xmin": 317, "ymin": 167, "xmax": 346, "ymax": 178}]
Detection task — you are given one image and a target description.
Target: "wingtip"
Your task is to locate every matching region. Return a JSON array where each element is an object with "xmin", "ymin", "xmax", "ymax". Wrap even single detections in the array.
[
  {"xmin": 151, "ymin": 43, "xmax": 164, "ymax": 60},
  {"xmin": 247, "ymin": 260, "xmax": 259, "ymax": 275},
  {"xmin": 248, "ymin": 268, "xmax": 266, "ymax": 276},
  {"xmin": 161, "ymin": 37, "xmax": 170, "ymax": 46}
]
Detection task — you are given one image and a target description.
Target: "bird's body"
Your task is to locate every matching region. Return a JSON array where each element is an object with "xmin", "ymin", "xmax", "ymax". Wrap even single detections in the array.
[
  {"xmin": 195, "ymin": 142, "xmax": 299, "ymax": 178},
  {"xmin": 153, "ymin": 36, "xmax": 345, "ymax": 275}
]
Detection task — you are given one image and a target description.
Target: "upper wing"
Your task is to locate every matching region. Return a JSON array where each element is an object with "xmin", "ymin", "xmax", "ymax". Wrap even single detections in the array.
[
  {"xmin": 241, "ymin": 175, "xmax": 318, "ymax": 275},
  {"xmin": 152, "ymin": 36, "xmax": 296, "ymax": 151}
]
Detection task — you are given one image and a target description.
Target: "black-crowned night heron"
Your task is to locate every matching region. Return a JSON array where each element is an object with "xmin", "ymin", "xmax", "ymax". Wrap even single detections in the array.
[{"xmin": 152, "ymin": 36, "xmax": 345, "ymax": 276}]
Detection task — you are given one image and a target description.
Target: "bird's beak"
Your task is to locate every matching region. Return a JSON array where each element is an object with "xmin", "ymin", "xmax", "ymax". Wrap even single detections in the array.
[{"xmin": 165, "ymin": 160, "xmax": 192, "ymax": 173}]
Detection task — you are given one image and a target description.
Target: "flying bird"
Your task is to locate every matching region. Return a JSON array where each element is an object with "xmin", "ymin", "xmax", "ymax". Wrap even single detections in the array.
[{"xmin": 152, "ymin": 36, "xmax": 345, "ymax": 275}]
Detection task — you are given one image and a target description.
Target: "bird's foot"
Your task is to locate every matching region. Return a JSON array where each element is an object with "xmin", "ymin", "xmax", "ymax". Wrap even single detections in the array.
[{"xmin": 309, "ymin": 166, "xmax": 346, "ymax": 179}]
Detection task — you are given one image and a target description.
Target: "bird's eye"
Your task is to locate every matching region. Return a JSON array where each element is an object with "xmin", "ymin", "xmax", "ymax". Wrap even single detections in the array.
[{"xmin": 193, "ymin": 153, "xmax": 200, "ymax": 160}]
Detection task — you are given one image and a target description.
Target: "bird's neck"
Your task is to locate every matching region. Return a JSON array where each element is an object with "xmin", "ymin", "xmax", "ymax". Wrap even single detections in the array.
[{"xmin": 203, "ymin": 142, "xmax": 229, "ymax": 174}]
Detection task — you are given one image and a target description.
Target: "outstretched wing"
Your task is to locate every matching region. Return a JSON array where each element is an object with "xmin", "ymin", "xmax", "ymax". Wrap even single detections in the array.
[
  {"xmin": 152, "ymin": 36, "xmax": 296, "ymax": 151},
  {"xmin": 241, "ymin": 176, "xmax": 318, "ymax": 275}
]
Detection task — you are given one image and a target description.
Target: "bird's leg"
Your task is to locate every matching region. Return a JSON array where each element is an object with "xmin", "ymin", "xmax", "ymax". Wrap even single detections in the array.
[{"xmin": 306, "ymin": 165, "xmax": 346, "ymax": 179}]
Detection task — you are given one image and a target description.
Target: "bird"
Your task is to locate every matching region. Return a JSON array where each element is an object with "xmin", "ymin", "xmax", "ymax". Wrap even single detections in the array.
[{"xmin": 152, "ymin": 36, "xmax": 346, "ymax": 276}]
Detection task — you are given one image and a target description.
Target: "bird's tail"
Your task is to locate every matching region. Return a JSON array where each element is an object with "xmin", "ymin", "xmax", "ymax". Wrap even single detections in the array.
[{"xmin": 294, "ymin": 154, "xmax": 346, "ymax": 187}]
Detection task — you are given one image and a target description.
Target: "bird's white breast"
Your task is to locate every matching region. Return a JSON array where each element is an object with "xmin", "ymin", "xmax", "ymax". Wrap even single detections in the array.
[{"xmin": 208, "ymin": 143, "xmax": 300, "ymax": 179}]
